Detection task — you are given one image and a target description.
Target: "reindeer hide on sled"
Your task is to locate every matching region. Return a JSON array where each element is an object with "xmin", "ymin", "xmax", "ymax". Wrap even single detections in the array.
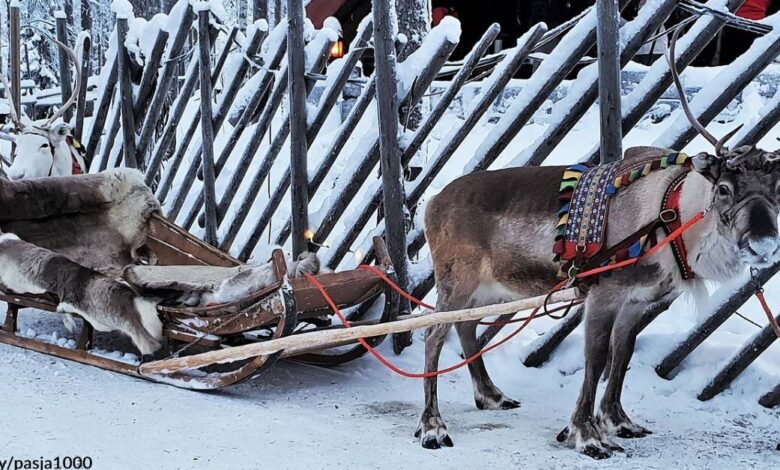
[{"xmin": 0, "ymin": 169, "xmax": 164, "ymax": 354}]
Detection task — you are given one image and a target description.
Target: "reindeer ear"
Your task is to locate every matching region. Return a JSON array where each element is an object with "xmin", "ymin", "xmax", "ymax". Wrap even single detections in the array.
[
  {"xmin": 691, "ymin": 152, "xmax": 721, "ymax": 183},
  {"xmin": 49, "ymin": 123, "xmax": 70, "ymax": 144}
]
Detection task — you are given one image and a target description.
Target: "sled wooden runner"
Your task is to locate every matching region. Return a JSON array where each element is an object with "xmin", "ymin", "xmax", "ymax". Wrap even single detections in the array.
[{"xmin": 0, "ymin": 214, "xmax": 402, "ymax": 390}]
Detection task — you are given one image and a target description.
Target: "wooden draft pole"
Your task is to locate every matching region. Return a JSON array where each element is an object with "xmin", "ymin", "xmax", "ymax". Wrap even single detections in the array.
[
  {"xmin": 596, "ymin": 0, "xmax": 623, "ymax": 164},
  {"xmin": 55, "ymin": 12, "xmax": 73, "ymax": 123},
  {"xmin": 139, "ymin": 288, "xmax": 580, "ymax": 375},
  {"xmin": 74, "ymin": 34, "xmax": 91, "ymax": 141},
  {"xmin": 372, "ymin": 0, "xmax": 411, "ymax": 344},
  {"xmin": 115, "ymin": 15, "xmax": 138, "ymax": 169},
  {"xmin": 196, "ymin": 6, "xmax": 219, "ymax": 246}
]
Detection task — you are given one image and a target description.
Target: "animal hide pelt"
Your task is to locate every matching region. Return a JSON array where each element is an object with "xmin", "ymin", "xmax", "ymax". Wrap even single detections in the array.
[
  {"xmin": 0, "ymin": 233, "xmax": 163, "ymax": 355},
  {"xmin": 0, "ymin": 168, "xmax": 160, "ymax": 275},
  {"xmin": 0, "ymin": 169, "xmax": 163, "ymax": 354},
  {"xmin": 124, "ymin": 252, "xmax": 322, "ymax": 306}
]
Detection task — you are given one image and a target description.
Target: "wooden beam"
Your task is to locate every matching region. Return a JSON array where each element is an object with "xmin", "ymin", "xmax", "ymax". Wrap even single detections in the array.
[
  {"xmin": 9, "ymin": 4, "xmax": 21, "ymax": 135},
  {"xmin": 116, "ymin": 16, "xmax": 138, "ymax": 168},
  {"xmin": 655, "ymin": 263, "xmax": 780, "ymax": 379},
  {"xmin": 698, "ymin": 310, "xmax": 780, "ymax": 401},
  {"xmin": 596, "ymin": 0, "xmax": 623, "ymax": 163},
  {"xmin": 135, "ymin": 4, "xmax": 194, "ymax": 159},
  {"xmin": 139, "ymin": 288, "xmax": 580, "ymax": 375},
  {"xmin": 74, "ymin": 34, "xmax": 91, "ymax": 141},
  {"xmin": 196, "ymin": 7, "xmax": 218, "ymax": 246}
]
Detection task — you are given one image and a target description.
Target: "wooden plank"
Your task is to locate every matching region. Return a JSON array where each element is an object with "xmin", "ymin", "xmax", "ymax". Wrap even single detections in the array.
[
  {"xmin": 102, "ymin": 29, "xmax": 169, "ymax": 170},
  {"xmin": 759, "ymin": 384, "xmax": 780, "ymax": 408},
  {"xmin": 656, "ymin": 263, "xmax": 780, "ymax": 378},
  {"xmin": 85, "ymin": 52, "xmax": 118, "ymax": 160},
  {"xmin": 286, "ymin": 0, "xmax": 310, "ymax": 257},
  {"xmin": 74, "ymin": 34, "xmax": 91, "ymax": 141},
  {"xmin": 698, "ymin": 311, "xmax": 780, "ymax": 401},
  {"xmin": 55, "ymin": 13, "xmax": 73, "ymax": 123},
  {"xmin": 116, "ymin": 16, "xmax": 138, "ymax": 169},
  {"xmin": 207, "ymin": 20, "xmax": 370, "ymax": 237},
  {"xmin": 158, "ymin": 26, "xmax": 253, "ymax": 215},
  {"xmin": 139, "ymin": 288, "xmax": 580, "ymax": 374},
  {"xmin": 197, "ymin": 7, "xmax": 218, "ymax": 245},
  {"xmin": 371, "ymin": 0, "xmax": 409, "ymax": 325},
  {"xmin": 9, "ymin": 5, "xmax": 21, "ymax": 129},
  {"xmin": 135, "ymin": 4, "xmax": 195, "ymax": 159},
  {"xmin": 596, "ymin": 0, "xmax": 623, "ymax": 164}
]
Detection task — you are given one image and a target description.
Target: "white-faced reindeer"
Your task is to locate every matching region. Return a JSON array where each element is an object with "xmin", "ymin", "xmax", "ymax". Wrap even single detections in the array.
[
  {"xmin": 418, "ymin": 32, "xmax": 780, "ymax": 458},
  {"xmin": 1, "ymin": 32, "xmax": 86, "ymax": 180}
]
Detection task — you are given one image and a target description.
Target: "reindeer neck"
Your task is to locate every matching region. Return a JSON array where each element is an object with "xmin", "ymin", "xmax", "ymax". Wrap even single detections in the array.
[{"xmin": 678, "ymin": 171, "xmax": 744, "ymax": 281}]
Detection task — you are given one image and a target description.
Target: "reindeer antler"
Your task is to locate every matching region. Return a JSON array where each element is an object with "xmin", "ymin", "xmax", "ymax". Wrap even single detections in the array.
[
  {"xmin": 666, "ymin": 26, "xmax": 741, "ymax": 156},
  {"xmin": 0, "ymin": 71, "xmax": 24, "ymax": 131},
  {"xmin": 22, "ymin": 25, "xmax": 84, "ymax": 127},
  {"xmin": 666, "ymin": 27, "xmax": 719, "ymax": 149}
]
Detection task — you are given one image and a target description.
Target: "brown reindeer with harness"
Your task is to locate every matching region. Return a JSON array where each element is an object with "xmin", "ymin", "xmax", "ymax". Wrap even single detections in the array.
[{"xmin": 417, "ymin": 30, "xmax": 780, "ymax": 458}]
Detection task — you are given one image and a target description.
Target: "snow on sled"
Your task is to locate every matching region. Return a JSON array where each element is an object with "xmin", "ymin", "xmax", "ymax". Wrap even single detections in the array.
[{"xmin": 0, "ymin": 170, "xmax": 400, "ymax": 390}]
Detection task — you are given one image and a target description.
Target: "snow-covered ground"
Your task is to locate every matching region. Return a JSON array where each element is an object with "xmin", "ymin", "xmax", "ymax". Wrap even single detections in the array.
[
  {"xmin": 1, "ymin": 7, "xmax": 779, "ymax": 467},
  {"xmin": 1, "ymin": 274, "xmax": 777, "ymax": 470}
]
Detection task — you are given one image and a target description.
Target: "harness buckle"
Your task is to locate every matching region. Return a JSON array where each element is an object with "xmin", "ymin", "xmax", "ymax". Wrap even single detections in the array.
[{"xmin": 660, "ymin": 209, "xmax": 677, "ymax": 224}]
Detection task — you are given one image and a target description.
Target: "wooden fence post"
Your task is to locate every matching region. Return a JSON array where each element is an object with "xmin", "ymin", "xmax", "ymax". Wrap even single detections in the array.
[
  {"xmin": 287, "ymin": 0, "xmax": 310, "ymax": 257},
  {"xmin": 196, "ymin": 6, "xmax": 218, "ymax": 245},
  {"xmin": 74, "ymin": 34, "xmax": 91, "ymax": 141},
  {"xmin": 55, "ymin": 12, "xmax": 73, "ymax": 123},
  {"xmin": 9, "ymin": 3, "xmax": 21, "ymax": 135},
  {"xmin": 372, "ymin": 0, "xmax": 410, "ymax": 346},
  {"xmin": 116, "ymin": 16, "xmax": 137, "ymax": 169},
  {"xmin": 85, "ymin": 48, "xmax": 118, "ymax": 161},
  {"xmin": 596, "ymin": 0, "xmax": 623, "ymax": 164}
]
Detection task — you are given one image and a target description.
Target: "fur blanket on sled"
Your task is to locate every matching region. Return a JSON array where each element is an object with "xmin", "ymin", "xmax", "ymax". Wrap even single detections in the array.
[{"xmin": 0, "ymin": 169, "xmax": 164, "ymax": 354}]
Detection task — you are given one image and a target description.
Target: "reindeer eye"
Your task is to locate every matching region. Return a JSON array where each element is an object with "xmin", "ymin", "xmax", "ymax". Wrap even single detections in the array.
[
  {"xmin": 40, "ymin": 143, "xmax": 49, "ymax": 149},
  {"xmin": 717, "ymin": 184, "xmax": 732, "ymax": 197}
]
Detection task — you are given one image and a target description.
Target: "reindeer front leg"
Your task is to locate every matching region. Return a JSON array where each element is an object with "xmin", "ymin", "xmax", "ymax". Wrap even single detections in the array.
[{"xmin": 558, "ymin": 292, "xmax": 623, "ymax": 459}]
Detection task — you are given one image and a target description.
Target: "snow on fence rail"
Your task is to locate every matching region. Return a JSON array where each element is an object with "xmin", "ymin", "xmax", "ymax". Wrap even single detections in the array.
[{"xmin": 22, "ymin": 0, "xmax": 777, "ymax": 407}]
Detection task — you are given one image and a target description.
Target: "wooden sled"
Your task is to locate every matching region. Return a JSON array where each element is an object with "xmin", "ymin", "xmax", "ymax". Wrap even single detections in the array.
[{"xmin": 0, "ymin": 213, "xmax": 401, "ymax": 390}]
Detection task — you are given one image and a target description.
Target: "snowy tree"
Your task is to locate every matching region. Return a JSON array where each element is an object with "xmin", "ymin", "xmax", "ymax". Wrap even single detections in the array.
[{"xmin": 396, "ymin": 0, "xmax": 431, "ymax": 61}]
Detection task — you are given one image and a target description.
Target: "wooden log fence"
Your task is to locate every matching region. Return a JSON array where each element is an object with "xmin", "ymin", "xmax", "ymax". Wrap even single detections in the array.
[
  {"xmin": 73, "ymin": 34, "xmax": 91, "ymax": 141},
  {"xmin": 55, "ymin": 0, "xmax": 780, "ymax": 406}
]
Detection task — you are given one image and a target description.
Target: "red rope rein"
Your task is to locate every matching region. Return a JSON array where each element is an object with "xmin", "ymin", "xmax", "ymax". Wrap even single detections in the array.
[{"xmin": 303, "ymin": 210, "xmax": 760, "ymax": 379}]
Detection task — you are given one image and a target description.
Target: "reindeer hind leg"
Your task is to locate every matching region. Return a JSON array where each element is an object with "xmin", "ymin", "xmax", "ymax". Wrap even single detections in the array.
[{"xmin": 455, "ymin": 320, "xmax": 520, "ymax": 410}]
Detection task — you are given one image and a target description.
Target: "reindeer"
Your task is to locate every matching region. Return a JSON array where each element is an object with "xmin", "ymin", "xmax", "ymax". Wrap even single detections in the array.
[
  {"xmin": 417, "ymin": 31, "xmax": 780, "ymax": 458},
  {"xmin": 2, "ymin": 32, "xmax": 86, "ymax": 180}
]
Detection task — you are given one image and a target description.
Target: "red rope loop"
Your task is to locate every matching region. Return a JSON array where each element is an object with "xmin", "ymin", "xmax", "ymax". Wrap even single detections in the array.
[{"xmin": 305, "ymin": 211, "xmax": 708, "ymax": 379}]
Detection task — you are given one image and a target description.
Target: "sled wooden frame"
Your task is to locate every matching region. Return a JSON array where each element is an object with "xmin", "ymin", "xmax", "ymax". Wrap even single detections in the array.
[{"xmin": 0, "ymin": 214, "xmax": 400, "ymax": 390}]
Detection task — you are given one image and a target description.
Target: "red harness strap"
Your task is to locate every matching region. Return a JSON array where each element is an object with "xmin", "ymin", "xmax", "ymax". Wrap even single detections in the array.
[{"xmin": 661, "ymin": 172, "xmax": 695, "ymax": 279}]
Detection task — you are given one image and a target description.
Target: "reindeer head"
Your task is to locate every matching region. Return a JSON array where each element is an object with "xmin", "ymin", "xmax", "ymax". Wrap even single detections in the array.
[
  {"xmin": 668, "ymin": 29, "xmax": 780, "ymax": 268},
  {"xmin": 2, "ymin": 28, "xmax": 83, "ymax": 180}
]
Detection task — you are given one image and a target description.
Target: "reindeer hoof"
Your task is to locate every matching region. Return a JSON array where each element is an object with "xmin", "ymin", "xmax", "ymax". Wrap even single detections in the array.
[
  {"xmin": 416, "ymin": 416, "xmax": 454, "ymax": 449},
  {"xmin": 616, "ymin": 425, "xmax": 652, "ymax": 439},
  {"xmin": 583, "ymin": 444, "xmax": 612, "ymax": 460},
  {"xmin": 475, "ymin": 393, "xmax": 521, "ymax": 410},
  {"xmin": 556, "ymin": 427, "xmax": 569, "ymax": 443}
]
